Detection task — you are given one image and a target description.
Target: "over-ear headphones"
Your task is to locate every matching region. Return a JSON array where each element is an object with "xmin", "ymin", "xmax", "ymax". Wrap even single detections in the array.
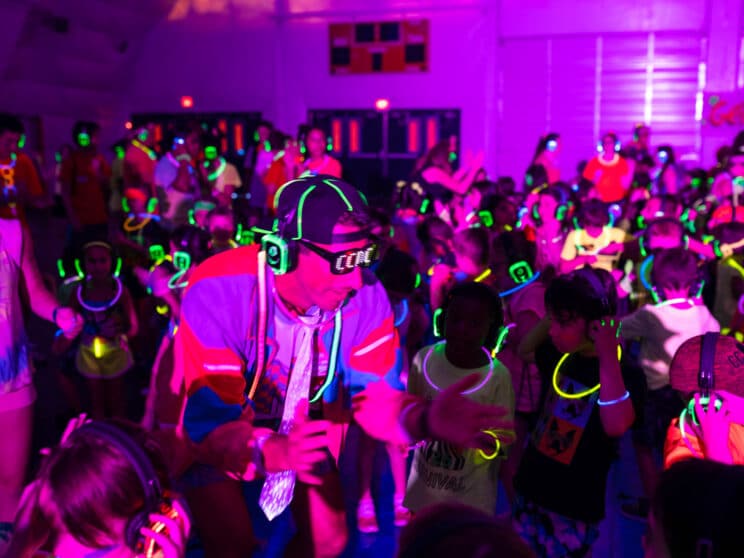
[
  {"xmin": 433, "ymin": 283, "xmax": 505, "ymax": 353},
  {"xmin": 73, "ymin": 121, "xmax": 97, "ymax": 148},
  {"xmin": 543, "ymin": 133, "xmax": 560, "ymax": 153},
  {"xmin": 262, "ymin": 207, "xmax": 300, "ymax": 275},
  {"xmin": 698, "ymin": 331, "xmax": 719, "ymax": 399},
  {"xmin": 576, "ymin": 266, "xmax": 611, "ymax": 317},
  {"xmin": 122, "ymin": 194, "xmax": 158, "ymax": 216},
  {"xmin": 75, "ymin": 241, "xmax": 123, "ymax": 278},
  {"xmin": 530, "ymin": 186, "xmax": 570, "ymax": 227},
  {"xmin": 70, "ymin": 421, "xmax": 175, "ymax": 556}
]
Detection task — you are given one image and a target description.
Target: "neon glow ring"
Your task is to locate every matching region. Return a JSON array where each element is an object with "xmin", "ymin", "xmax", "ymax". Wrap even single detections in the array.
[
  {"xmin": 552, "ymin": 345, "xmax": 622, "ymax": 399},
  {"xmin": 122, "ymin": 216, "xmax": 152, "ymax": 233},
  {"xmin": 499, "ymin": 271, "xmax": 541, "ymax": 298},
  {"xmin": 77, "ymin": 276, "xmax": 123, "ymax": 312},
  {"xmin": 656, "ymin": 298, "xmax": 695, "ymax": 309},
  {"xmin": 422, "ymin": 341, "xmax": 493, "ymax": 395}
]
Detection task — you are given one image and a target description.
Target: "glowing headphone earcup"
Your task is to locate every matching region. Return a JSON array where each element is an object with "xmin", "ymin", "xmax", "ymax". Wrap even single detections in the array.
[
  {"xmin": 262, "ymin": 234, "xmax": 297, "ymax": 275},
  {"xmin": 531, "ymin": 204, "xmax": 542, "ymax": 226},
  {"xmin": 432, "ymin": 307, "xmax": 445, "ymax": 338}
]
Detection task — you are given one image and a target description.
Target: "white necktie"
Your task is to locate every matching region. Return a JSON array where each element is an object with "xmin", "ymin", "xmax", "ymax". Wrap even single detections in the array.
[{"xmin": 258, "ymin": 324, "xmax": 315, "ymax": 520}]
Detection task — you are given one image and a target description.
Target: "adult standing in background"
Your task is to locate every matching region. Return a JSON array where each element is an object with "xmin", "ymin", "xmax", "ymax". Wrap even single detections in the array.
[
  {"xmin": 60, "ymin": 121, "xmax": 111, "ymax": 248},
  {"xmin": 124, "ymin": 122, "xmax": 158, "ymax": 197},
  {"xmin": 583, "ymin": 132, "xmax": 634, "ymax": 203}
]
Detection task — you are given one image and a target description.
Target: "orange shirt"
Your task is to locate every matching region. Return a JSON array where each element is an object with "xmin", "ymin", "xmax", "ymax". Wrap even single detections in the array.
[
  {"xmin": 582, "ymin": 155, "xmax": 630, "ymax": 203},
  {"xmin": 61, "ymin": 150, "xmax": 111, "ymax": 226},
  {"xmin": 664, "ymin": 417, "xmax": 744, "ymax": 468}
]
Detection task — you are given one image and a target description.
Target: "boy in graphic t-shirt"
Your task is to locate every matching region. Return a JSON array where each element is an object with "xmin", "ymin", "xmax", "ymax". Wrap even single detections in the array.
[
  {"xmin": 405, "ymin": 282, "xmax": 515, "ymax": 515},
  {"xmin": 513, "ymin": 267, "xmax": 645, "ymax": 558}
]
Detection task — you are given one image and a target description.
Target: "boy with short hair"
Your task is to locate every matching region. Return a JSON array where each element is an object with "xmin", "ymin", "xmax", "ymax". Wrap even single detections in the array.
[
  {"xmin": 512, "ymin": 267, "xmax": 645, "ymax": 557},
  {"xmin": 559, "ymin": 200, "xmax": 627, "ymax": 274},
  {"xmin": 619, "ymin": 248, "xmax": 720, "ymax": 519}
]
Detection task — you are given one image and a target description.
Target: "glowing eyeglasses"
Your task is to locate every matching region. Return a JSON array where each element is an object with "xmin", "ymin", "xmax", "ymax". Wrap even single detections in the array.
[{"xmin": 299, "ymin": 240, "xmax": 378, "ymax": 275}]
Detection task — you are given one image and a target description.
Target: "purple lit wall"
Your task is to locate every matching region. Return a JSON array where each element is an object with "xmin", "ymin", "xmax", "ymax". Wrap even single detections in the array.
[{"xmin": 1, "ymin": 0, "xmax": 742, "ymax": 182}]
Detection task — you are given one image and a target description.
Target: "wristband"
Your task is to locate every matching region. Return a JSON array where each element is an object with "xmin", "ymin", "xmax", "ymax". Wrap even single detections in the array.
[
  {"xmin": 52, "ymin": 306, "xmax": 62, "ymax": 325},
  {"xmin": 477, "ymin": 430, "xmax": 501, "ymax": 460},
  {"xmin": 597, "ymin": 390, "xmax": 630, "ymax": 407}
]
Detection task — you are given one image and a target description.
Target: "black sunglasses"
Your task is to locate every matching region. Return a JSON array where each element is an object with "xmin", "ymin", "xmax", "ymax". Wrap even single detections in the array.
[{"xmin": 300, "ymin": 240, "xmax": 378, "ymax": 275}]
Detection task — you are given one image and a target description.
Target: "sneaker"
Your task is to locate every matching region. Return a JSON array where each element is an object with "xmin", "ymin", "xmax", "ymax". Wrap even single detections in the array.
[
  {"xmin": 357, "ymin": 499, "xmax": 379, "ymax": 534},
  {"xmin": 393, "ymin": 500, "xmax": 411, "ymax": 527},
  {"xmin": 620, "ymin": 498, "xmax": 650, "ymax": 522}
]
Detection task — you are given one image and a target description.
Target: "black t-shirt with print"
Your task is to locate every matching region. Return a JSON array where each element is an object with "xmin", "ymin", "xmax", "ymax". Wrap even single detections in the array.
[{"xmin": 513, "ymin": 340, "xmax": 646, "ymax": 523}]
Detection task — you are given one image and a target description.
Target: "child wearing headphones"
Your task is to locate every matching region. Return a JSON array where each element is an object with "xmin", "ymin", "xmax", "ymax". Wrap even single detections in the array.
[
  {"xmin": 142, "ymin": 225, "xmax": 212, "ymax": 435},
  {"xmin": 8, "ymin": 418, "xmax": 190, "ymax": 558},
  {"xmin": 429, "ymin": 227, "xmax": 494, "ymax": 310},
  {"xmin": 490, "ymin": 231, "xmax": 548, "ymax": 505},
  {"xmin": 619, "ymin": 248, "xmax": 720, "ymax": 519},
  {"xmin": 356, "ymin": 248, "xmax": 427, "ymax": 533},
  {"xmin": 206, "ymin": 206, "xmax": 237, "ymax": 256},
  {"xmin": 559, "ymin": 200, "xmax": 628, "ymax": 274},
  {"xmin": 404, "ymin": 282, "xmax": 515, "ymax": 515},
  {"xmin": 512, "ymin": 267, "xmax": 644, "ymax": 557},
  {"xmin": 528, "ymin": 185, "xmax": 570, "ymax": 273},
  {"xmin": 59, "ymin": 241, "xmax": 138, "ymax": 420},
  {"xmin": 664, "ymin": 333, "xmax": 744, "ymax": 467},
  {"xmin": 118, "ymin": 188, "xmax": 169, "ymax": 270}
]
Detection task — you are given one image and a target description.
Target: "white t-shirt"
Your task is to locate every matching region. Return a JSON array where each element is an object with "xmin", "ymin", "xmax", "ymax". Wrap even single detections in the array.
[
  {"xmin": 404, "ymin": 343, "xmax": 514, "ymax": 514},
  {"xmin": 622, "ymin": 302, "xmax": 720, "ymax": 390},
  {"xmin": 560, "ymin": 226, "xmax": 626, "ymax": 272}
]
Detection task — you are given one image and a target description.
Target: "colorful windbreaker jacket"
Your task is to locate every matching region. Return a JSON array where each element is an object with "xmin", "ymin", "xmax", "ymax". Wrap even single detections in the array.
[{"xmin": 180, "ymin": 245, "xmax": 404, "ymax": 446}]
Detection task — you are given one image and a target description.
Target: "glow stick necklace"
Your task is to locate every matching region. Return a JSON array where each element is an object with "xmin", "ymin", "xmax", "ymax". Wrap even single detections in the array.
[
  {"xmin": 394, "ymin": 299, "xmax": 409, "ymax": 328},
  {"xmin": 132, "ymin": 140, "xmax": 157, "ymax": 161},
  {"xmin": 206, "ymin": 157, "xmax": 227, "ymax": 181},
  {"xmin": 422, "ymin": 341, "xmax": 493, "ymax": 395},
  {"xmin": 474, "ymin": 268, "xmax": 492, "ymax": 283},
  {"xmin": 552, "ymin": 345, "xmax": 622, "ymax": 399},
  {"xmin": 655, "ymin": 298, "xmax": 696, "ymax": 309},
  {"xmin": 123, "ymin": 215, "xmax": 152, "ymax": 233},
  {"xmin": 499, "ymin": 271, "xmax": 541, "ymax": 298},
  {"xmin": 77, "ymin": 276, "xmax": 123, "ymax": 312}
]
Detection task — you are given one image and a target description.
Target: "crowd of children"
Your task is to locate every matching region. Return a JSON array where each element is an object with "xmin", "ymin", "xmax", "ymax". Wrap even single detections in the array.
[{"xmin": 2, "ymin": 113, "xmax": 744, "ymax": 558}]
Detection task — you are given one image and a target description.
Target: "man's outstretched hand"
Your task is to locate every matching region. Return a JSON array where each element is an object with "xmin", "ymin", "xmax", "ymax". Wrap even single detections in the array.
[
  {"xmin": 428, "ymin": 374, "xmax": 513, "ymax": 452},
  {"xmin": 352, "ymin": 375, "xmax": 513, "ymax": 451}
]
